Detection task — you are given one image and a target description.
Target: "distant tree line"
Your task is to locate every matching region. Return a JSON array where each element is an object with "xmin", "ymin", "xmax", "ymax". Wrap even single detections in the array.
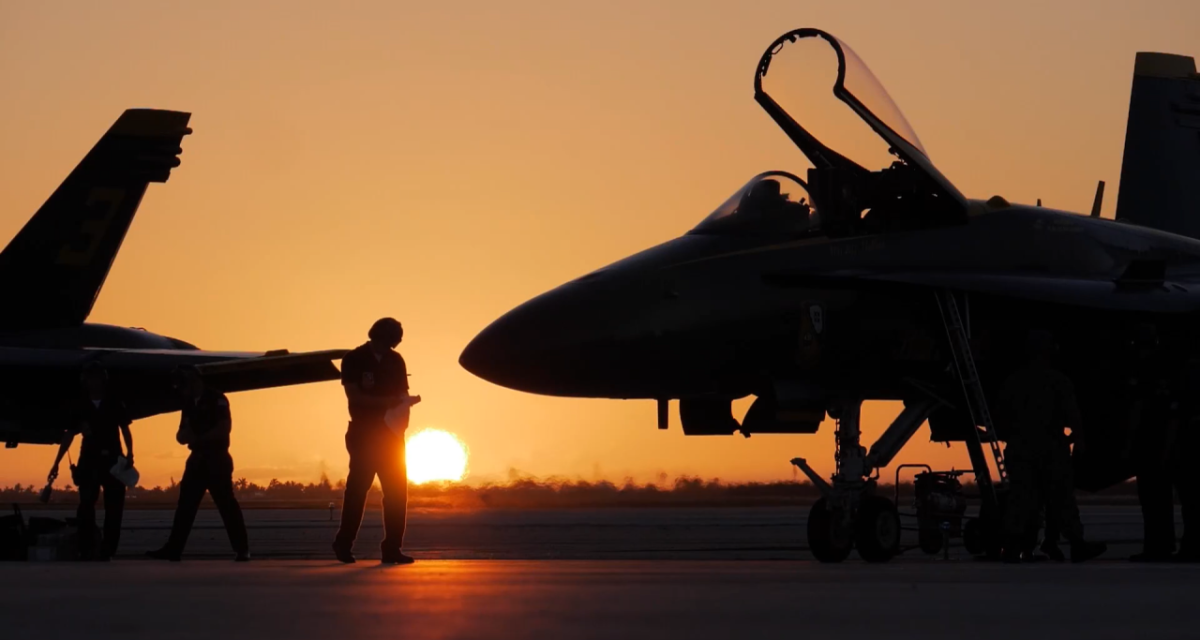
[
  {"xmin": 0, "ymin": 475, "xmax": 1143, "ymax": 510},
  {"xmin": 0, "ymin": 474, "xmax": 347, "ymax": 506}
]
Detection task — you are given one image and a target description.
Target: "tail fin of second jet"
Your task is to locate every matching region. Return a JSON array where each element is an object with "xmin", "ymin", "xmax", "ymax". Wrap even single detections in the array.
[
  {"xmin": 1115, "ymin": 53, "xmax": 1200, "ymax": 238},
  {"xmin": 0, "ymin": 109, "xmax": 191, "ymax": 330}
]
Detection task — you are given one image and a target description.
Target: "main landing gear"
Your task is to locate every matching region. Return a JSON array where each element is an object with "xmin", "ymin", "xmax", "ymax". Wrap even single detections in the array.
[{"xmin": 792, "ymin": 291, "xmax": 1010, "ymax": 563}]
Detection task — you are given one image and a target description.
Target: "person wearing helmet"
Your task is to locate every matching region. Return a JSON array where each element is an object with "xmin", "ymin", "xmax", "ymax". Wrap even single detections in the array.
[
  {"xmin": 146, "ymin": 365, "xmax": 249, "ymax": 562},
  {"xmin": 332, "ymin": 317, "xmax": 421, "ymax": 565},
  {"xmin": 48, "ymin": 362, "xmax": 133, "ymax": 560}
]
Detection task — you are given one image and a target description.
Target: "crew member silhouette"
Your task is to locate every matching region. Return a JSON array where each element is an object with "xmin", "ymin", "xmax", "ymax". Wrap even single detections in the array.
[
  {"xmin": 999, "ymin": 330, "xmax": 1106, "ymax": 563},
  {"xmin": 147, "ymin": 365, "xmax": 249, "ymax": 562},
  {"xmin": 49, "ymin": 362, "xmax": 133, "ymax": 560},
  {"xmin": 333, "ymin": 317, "xmax": 420, "ymax": 564}
]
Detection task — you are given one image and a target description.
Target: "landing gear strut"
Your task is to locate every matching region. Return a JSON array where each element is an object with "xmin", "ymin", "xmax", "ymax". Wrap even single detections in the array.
[
  {"xmin": 791, "ymin": 291, "xmax": 1010, "ymax": 563},
  {"xmin": 793, "ymin": 396, "xmax": 928, "ymax": 563}
]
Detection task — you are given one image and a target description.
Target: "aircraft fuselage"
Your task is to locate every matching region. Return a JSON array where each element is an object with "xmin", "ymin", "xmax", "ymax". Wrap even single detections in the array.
[{"xmin": 462, "ymin": 203, "xmax": 1200, "ymax": 401}]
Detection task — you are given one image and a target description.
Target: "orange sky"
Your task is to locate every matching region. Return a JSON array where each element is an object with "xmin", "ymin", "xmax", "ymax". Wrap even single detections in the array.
[{"xmin": 1, "ymin": 1, "xmax": 1197, "ymax": 488}]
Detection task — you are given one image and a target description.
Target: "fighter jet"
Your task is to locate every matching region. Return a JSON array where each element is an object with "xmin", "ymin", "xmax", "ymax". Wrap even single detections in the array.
[
  {"xmin": 0, "ymin": 109, "xmax": 345, "ymax": 448},
  {"xmin": 461, "ymin": 28, "xmax": 1200, "ymax": 562}
]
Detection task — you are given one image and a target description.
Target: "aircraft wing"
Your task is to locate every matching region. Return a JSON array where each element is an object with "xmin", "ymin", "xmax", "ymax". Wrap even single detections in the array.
[
  {"xmin": 0, "ymin": 346, "xmax": 346, "ymax": 422},
  {"xmin": 765, "ymin": 269, "xmax": 1200, "ymax": 313},
  {"xmin": 80, "ymin": 347, "xmax": 348, "ymax": 394}
]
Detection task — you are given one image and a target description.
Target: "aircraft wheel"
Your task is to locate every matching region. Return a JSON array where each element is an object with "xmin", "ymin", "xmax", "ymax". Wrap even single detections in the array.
[
  {"xmin": 918, "ymin": 526, "xmax": 944, "ymax": 555},
  {"xmin": 808, "ymin": 498, "xmax": 853, "ymax": 563},
  {"xmin": 856, "ymin": 496, "xmax": 901, "ymax": 563}
]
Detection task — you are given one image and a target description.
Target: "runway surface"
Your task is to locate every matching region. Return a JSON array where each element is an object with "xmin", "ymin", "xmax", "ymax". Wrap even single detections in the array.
[
  {"xmin": 4, "ymin": 559, "xmax": 1200, "ymax": 640},
  {"xmin": 15, "ymin": 504, "xmax": 1175, "ymax": 559},
  {"xmin": 5, "ymin": 506, "xmax": 1198, "ymax": 639}
]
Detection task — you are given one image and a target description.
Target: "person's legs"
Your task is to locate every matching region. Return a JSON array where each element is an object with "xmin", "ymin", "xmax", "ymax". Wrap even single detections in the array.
[
  {"xmin": 160, "ymin": 455, "xmax": 208, "ymax": 556},
  {"xmin": 1003, "ymin": 453, "xmax": 1041, "ymax": 561},
  {"xmin": 207, "ymin": 453, "xmax": 249, "ymax": 556},
  {"xmin": 1045, "ymin": 447, "xmax": 1105, "ymax": 562},
  {"xmin": 100, "ymin": 473, "xmax": 126, "ymax": 559},
  {"xmin": 334, "ymin": 431, "xmax": 378, "ymax": 553},
  {"xmin": 377, "ymin": 436, "xmax": 409, "ymax": 558},
  {"xmin": 76, "ymin": 471, "xmax": 101, "ymax": 560},
  {"xmin": 1176, "ymin": 478, "xmax": 1199, "ymax": 560},
  {"xmin": 1041, "ymin": 514, "xmax": 1061, "ymax": 555},
  {"xmin": 1041, "ymin": 448, "xmax": 1067, "ymax": 552},
  {"xmin": 1045, "ymin": 448, "xmax": 1084, "ymax": 542},
  {"xmin": 1039, "ymin": 484, "xmax": 1064, "ymax": 561},
  {"xmin": 1135, "ymin": 466, "xmax": 1176, "ymax": 559},
  {"xmin": 1172, "ymin": 436, "xmax": 1199, "ymax": 560}
]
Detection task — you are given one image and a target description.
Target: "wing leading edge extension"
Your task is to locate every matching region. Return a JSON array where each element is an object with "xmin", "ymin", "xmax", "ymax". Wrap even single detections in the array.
[{"xmin": 764, "ymin": 269, "xmax": 1200, "ymax": 313}]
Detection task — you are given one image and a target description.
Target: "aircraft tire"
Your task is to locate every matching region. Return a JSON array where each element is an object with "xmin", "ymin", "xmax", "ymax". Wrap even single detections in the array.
[
  {"xmin": 855, "ymin": 496, "xmax": 901, "ymax": 563},
  {"xmin": 808, "ymin": 498, "xmax": 852, "ymax": 563}
]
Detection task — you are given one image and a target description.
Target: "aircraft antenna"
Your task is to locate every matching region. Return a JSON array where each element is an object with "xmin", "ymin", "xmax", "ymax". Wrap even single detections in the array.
[{"xmin": 1090, "ymin": 180, "xmax": 1106, "ymax": 218}]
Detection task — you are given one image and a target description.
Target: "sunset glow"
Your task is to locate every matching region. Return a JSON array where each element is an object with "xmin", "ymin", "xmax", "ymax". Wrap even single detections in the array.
[
  {"xmin": 406, "ymin": 429, "xmax": 469, "ymax": 484},
  {"xmin": 1, "ymin": 2, "xmax": 1196, "ymax": 490}
]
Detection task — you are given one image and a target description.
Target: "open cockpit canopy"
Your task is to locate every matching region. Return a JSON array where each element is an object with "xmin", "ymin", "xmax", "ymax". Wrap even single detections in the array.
[{"xmin": 750, "ymin": 28, "xmax": 967, "ymax": 235}]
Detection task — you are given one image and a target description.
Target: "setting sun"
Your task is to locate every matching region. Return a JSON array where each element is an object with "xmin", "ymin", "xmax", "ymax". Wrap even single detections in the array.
[{"xmin": 405, "ymin": 428, "xmax": 469, "ymax": 484}]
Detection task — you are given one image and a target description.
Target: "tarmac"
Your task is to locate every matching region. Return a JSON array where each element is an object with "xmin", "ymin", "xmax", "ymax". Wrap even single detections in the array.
[
  {"xmin": 3, "ymin": 506, "xmax": 1199, "ymax": 639},
  {"xmin": 12, "ymin": 504, "xmax": 1170, "ymax": 559},
  {"xmin": 4, "ymin": 560, "xmax": 1200, "ymax": 640}
]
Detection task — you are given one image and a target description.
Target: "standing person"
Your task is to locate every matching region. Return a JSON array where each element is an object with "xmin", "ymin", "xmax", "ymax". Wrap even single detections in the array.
[
  {"xmin": 48, "ymin": 362, "xmax": 133, "ymax": 560},
  {"xmin": 1127, "ymin": 324, "xmax": 1189, "ymax": 562},
  {"xmin": 147, "ymin": 366, "xmax": 249, "ymax": 562},
  {"xmin": 998, "ymin": 330, "xmax": 1106, "ymax": 564},
  {"xmin": 1172, "ymin": 355, "xmax": 1200, "ymax": 562},
  {"xmin": 332, "ymin": 317, "xmax": 420, "ymax": 565}
]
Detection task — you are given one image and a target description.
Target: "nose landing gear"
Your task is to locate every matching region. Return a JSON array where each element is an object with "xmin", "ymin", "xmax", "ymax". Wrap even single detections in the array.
[
  {"xmin": 793, "ymin": 396, "xmax": 925, "ymax": 563},
  {"xmin": 804, "ymin": 492, "xmax": 902, "ymax": 563}
]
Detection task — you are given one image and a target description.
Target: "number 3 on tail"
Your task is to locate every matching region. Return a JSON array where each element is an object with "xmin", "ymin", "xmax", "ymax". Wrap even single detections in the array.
[{"xmin": 57, "ymin": 188, "xmax": 124, "ymax": 266}]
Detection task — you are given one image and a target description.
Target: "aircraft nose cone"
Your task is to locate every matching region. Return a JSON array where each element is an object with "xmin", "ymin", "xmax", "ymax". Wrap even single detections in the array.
[
  {"xmin": 459, "ymin": 283, "xmax": 611, "ymax": 395},
  {"xmin": 458, "ymin": 320, "xmax": 512, "ymax": 387},
  {"xmin": 459, "ymin": 294, "xmax": 565, "ymax": 392}
]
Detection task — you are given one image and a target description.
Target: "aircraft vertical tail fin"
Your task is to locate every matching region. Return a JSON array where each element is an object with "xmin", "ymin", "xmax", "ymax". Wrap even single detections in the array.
[
  {"xmin": 1114, "ymin": 53, "xmax": 1200, "ymax": 237},
  {"xmin": 0, "ymin": 109, "xmax": 191, "ymax": 330}
]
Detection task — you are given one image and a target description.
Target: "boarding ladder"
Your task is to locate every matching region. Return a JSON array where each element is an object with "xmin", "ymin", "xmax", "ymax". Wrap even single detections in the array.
[{"xmin": 934, "ymin": 290, "xmax": 1008, "ymax": 490}]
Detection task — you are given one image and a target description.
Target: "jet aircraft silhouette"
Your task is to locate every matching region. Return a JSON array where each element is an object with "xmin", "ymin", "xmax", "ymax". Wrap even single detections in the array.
[
  {"xmin": 462, "ymin": 29, "xmax": 1200, "ymax": 561},
  {"xmin": 0, "ymin": 109, "xmax": 344, "ymax": 448}
]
